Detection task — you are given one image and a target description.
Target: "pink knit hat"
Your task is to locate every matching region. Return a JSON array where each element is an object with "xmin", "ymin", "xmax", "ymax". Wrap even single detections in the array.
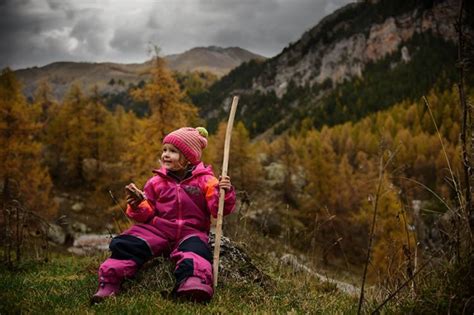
[{"xmin": 162, "ymin": 127, "xmax": 208, "ymax": 165}]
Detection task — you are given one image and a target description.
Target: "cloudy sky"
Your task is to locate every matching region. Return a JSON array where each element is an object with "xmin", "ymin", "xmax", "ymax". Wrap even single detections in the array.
[{"xmin": 1, "ymin": 0, "xmax": 353, "ymax": 70}]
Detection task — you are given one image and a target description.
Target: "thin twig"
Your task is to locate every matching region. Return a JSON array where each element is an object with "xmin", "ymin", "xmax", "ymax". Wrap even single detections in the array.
[
  {"xmin": 371, "ymin": 256, "xmax": 434, "ymax": 314},
  {"xmin": 358, "ymin": 152, "xmax": 390, "ymax": 314},
  {"xmin": 423, "ymin": 96, "xmax": 464, "ymax": 214},
  {"xmin": 324, "ymin": 207, "xmax": 350, "ymax": 270},
  {"xmin": 399, "ymin": 202, "xmax": 416, "ymax": 296},
  {"xmin": 393, "ymin": 176, "xmax": 456, "ymax": 215},
  {"xmin": 108, "ymin": 190, "xmax": 132, "ymax": 224}
]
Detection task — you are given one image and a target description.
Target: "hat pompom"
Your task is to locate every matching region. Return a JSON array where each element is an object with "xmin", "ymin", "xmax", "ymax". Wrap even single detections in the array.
[{"xmin": 196, "ymin": 127, "xmax": 208, "ymax": 139}]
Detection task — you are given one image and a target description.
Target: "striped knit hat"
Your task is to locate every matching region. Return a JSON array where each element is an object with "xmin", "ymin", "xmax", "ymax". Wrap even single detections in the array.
[{"xmin": 162, "ymin": 127, "xmax": 208, "ymax": 165}]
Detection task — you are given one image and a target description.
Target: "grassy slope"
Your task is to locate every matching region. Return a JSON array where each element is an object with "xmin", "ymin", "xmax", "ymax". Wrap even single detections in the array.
[{"xmin": 0, "ymin": 251, "xmax": 360, "ymax": 314}]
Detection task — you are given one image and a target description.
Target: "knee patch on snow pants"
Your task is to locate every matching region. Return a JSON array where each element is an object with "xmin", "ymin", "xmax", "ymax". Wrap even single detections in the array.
[
  {"xmin": 173, "ymin": 236, "xmax": 212, "ymax": 284},
  {"xmin": 109, "ymin": 234, "xmax": 153, "ymax": 266}
]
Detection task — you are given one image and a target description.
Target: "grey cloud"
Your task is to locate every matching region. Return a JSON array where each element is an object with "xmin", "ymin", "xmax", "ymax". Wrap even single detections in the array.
[
  {"xmin": 158, "ymin": 0, "xmax": 353, "ymax": 56},
  {"xmin": 110, "ymin": 25, "xmax": 148, "ymax": 53},
  {"xmin": 1, "ymin": 0, "xmax": 354, "ymax": 69},
  {"xmin": 46, "ymin": 0, "xmax": 73, "ymax": 11},
  {"xmin": 147, "ymin": 14, "xmax": 161, "ymax": 29},
  {"xmin": 70, "ymin": 10, "xmax": 107, "ymax": 55},
  {"xmin": 197, "ymin": 0, "xmax": 280, "ymax": 14}
]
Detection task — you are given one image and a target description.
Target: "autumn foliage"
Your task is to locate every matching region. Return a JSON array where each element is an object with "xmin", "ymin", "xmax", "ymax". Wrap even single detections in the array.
[{"xmin": 0, "ymin": 55, "xmax": 469, "ymax": 282}]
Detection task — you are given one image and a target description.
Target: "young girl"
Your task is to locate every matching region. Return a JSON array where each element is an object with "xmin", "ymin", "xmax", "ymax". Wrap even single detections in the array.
[{"xmin": 92, "ymin": 127, "xmax": 236, "ymax": 303}]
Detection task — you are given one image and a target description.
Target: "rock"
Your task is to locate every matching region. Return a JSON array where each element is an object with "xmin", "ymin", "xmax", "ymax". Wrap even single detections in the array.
[
  {"xmin": 67, "ymin": 247, "xmax": 87, "ymax": 256},
  {"xmin": 401, "ymin": 46, "xmax": 411, "ymax": 63},
  {"xmin": 245, "ymin": 208, "xmax": 282, "ymax": 236},
  {"xmin": 291, "ymin": 167, "xmax": 306, "ymax": 192},
  {"xmin": 208, "ymin": 232, "xmax": 271, "ymax": 287},
  {"xmin": 47, "ymin": 223, "xmax": 66, "ymax": 245},
  {"xmin": 316, "ymin": 34, "xmax": 366, "ymax": 85},
  {"xmin": 71, "ymin": 221, "xmax": 88, "ymax": 234},
  {"xmin": 264, "ymin": 162, "xmax": 286, "ymax": 187},
  {"xmin": 68, "ymin": 234, "xmax": 114, "ymax": 255},
  {"xmin": 251, "ymin": 0, "xmax": 458, "ymax": 96},
  {"xmin": 71, "ymin": 202, "xmax": 85, "ymax": 212},
  {"xmin": 365, "ymin": 17, "xmax": 402, "ymax": 62},
  {"xmin": 280, "ymin": 253, "xmax": 360, "ymax": 296}
]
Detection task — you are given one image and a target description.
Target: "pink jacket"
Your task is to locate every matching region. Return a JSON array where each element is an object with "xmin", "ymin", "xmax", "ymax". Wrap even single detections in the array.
[{"xmin": 126, "ymin": 162, "xmax": 236, "ymax": 235}]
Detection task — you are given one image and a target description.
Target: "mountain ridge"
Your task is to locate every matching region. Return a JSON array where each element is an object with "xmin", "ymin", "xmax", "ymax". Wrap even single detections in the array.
[{"xmin": 14, "ymin": 46, "xmax": 265, "ymax": 100}]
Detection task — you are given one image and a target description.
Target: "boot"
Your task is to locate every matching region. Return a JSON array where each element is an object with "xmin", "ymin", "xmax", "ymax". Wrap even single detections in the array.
[
  {"xmin": 90, "ymin": 276, "xmax": 121, "ymax": 305},
  {"xmin": 176, "ymin": 276, "xmax": 213, "ymax": 303}
]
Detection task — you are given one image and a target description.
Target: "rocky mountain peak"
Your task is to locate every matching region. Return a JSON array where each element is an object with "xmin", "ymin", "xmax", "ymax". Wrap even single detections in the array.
[{"xmin": 251, "ymin": 0, "xmax": 458, "ymax": 97}]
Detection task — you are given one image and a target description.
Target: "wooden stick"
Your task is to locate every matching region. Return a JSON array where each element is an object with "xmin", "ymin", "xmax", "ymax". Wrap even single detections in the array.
[{"xmin": 213, "ymin": 95, "xmax": 239, "ymax": 289}]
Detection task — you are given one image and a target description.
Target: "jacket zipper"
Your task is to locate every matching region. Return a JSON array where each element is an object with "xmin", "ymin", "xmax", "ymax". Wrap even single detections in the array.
[
  {"xmin": 155, "ymin": 166, "xmax": 208, "ymax": 241},
  {"xmin": 176, "ymin": 183, "xmax": 182, "ymax": 240}
]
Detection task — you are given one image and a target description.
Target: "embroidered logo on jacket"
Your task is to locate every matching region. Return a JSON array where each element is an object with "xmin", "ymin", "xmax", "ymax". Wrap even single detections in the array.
[{"xmin": 183, "ymin": 185, "xmax": 202, "ymax": 196}]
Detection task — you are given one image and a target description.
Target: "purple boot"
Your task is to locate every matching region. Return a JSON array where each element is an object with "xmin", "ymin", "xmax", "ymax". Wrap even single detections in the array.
[
  {"xmin": 91, "ymin": 258, "xmax": 137, "ymax": 305},
  {"xmin": 176, "ymin": 276, "xmax": 213, "ymax": 302},
  {"xmin": 90, "ymin": 276, "xmax": 121, "ymax": 304}
]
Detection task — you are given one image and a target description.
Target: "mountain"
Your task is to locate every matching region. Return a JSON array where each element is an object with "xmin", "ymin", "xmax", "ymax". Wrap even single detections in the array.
[
  {"xmin": 194, "ymin": 0, "xmax": 460, "ymax": 137},
  {"xmin": 166, "ymin": 46, "xmax": 265, "ymax": 77},
  {"xmin": 14, "ymin": 47, "xmax": 265, "ymax": 100}
]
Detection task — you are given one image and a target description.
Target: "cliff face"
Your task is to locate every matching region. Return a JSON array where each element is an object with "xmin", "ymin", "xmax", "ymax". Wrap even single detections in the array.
[{"xmin": 251, "ymin": 0, "xmax": 458, "ymax": 97}]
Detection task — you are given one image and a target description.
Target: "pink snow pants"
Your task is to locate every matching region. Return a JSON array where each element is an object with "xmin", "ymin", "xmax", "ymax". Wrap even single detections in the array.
[{"xmin": 98, "ymin": 221, "xmax": 213, "ymax": 292}]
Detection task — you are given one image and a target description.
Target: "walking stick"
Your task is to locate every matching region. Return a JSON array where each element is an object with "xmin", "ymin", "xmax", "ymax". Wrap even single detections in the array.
[{"xmin": 213, "ymin": 95, "xmax": 239, "ymax": 289}]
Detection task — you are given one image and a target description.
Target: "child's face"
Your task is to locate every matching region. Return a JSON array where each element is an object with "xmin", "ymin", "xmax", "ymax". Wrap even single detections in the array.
[{"xmin": 161, "ymin": 143, "xmax": 188, "ymax": 171}]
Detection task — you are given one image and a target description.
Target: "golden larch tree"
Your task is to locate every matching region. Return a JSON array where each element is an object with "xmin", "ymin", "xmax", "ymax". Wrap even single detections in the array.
[
  {"xmin": 0, "ymin": 68, "xmax": 56, "ymax": 217},
  {"xmin": 125, "ymin": 55, "xmax": 199, "ymax": 184}
]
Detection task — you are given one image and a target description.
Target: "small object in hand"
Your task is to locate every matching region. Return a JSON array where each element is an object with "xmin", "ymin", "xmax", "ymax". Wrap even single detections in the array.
[{"xmin": 125, "ymin": 183, "xmax": 145, "ymax": 206}]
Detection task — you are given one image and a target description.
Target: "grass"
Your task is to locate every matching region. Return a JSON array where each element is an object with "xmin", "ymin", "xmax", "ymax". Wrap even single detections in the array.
[{"xmin": 0, "ymin": 249, "xmax": 359, "ymax": 314}]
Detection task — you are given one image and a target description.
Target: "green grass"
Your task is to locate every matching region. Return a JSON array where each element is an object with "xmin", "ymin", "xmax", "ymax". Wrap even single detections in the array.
[{"xmin": 0, "ymin": 250, "xmax": 360, "ymax": 314}]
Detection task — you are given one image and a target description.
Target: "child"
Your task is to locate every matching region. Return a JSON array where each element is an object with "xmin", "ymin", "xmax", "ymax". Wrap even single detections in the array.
[{"xmin": 91, "ymin": 127, "xmax": 236, "ymax": 303}]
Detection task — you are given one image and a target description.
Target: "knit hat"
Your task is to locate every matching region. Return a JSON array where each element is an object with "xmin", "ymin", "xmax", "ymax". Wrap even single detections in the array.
[{"xmin": 162, "ymin": 127, "xmax": 208, "ymax": 165}]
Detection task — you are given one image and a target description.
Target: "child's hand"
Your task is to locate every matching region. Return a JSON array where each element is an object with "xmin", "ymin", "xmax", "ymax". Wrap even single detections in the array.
[
  {"xmin": 125, "ymin": 183, "xmax": 145, "ymax": 209},
  {"xmin": 218, "ymin": 175, "xmax": 232, "ymax": 192}
]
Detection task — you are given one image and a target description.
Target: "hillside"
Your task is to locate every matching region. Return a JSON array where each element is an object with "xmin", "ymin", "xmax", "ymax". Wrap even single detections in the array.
[
  {"xmin": 2, "ymin": 1, "xmax": 473, "ymax": 313},
  {"xmin": 13, "ymin": 47, "xmax": 265, "ymax": 100},
  {"xmin": 194, "ymin": 0, "xmax": 460, "ymax": 136},
  {"xmin": 166, "ymin": 46, "xmax": 265, "ymax": 77},
  {"xmin": 0, "ymin": 232, "xmax": 360, "ymax": 314}
]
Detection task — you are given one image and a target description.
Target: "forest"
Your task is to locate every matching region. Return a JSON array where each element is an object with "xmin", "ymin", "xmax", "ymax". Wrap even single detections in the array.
[{"xmin": 1, "ymin": 0, "xmax": 474, "ymax": 313}]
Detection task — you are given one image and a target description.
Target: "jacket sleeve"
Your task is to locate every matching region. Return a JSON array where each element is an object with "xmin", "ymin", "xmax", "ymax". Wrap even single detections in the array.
[
  {"xmin": 204, "ymin": 175, "xmax": 236, "ymax": 218},
  {"xmin": 125, "ymin": 178, "xmax": 157, "ymax": 223}
]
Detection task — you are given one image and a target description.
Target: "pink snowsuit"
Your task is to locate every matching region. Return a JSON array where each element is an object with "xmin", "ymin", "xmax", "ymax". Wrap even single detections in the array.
[{"xmin": 98, "ymin": 162, "xmax": 236, "ymax": 296}]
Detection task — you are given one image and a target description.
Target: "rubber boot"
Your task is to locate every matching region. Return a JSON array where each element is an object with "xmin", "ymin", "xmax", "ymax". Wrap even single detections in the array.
[
  {"xmin": 176, "ymin": 276, "xmax": 213, "ymax": 302},
  {"xmin": 90, "ymin": 276, "xmax": 121, "ymax": 305}
]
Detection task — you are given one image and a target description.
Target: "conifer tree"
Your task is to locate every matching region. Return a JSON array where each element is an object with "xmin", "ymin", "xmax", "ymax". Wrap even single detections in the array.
[
  {"xmin": 81, "ymin": 88, "xmax": 120, "ymax": 186},
  {"xmin": 209, "ymin": 121, "xmax": 262, "ymax": 192},
  {"xmin": 32, "ymin": 80, "xmax": 57, "ymax": 126},
  {"xmin": 125, "ymin": 54, "xmax": 199, "ymax": 184},
  {"xmin": 355, "ymin": 175, "xmax": 415, "ymax": 282},
  {"xmin": 0, "ymin": 68, "xmax": 55, "ymax": 217},
  {"xmin": 49, "ymin": 85, "xmax": 92, "ymax": 183}
]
